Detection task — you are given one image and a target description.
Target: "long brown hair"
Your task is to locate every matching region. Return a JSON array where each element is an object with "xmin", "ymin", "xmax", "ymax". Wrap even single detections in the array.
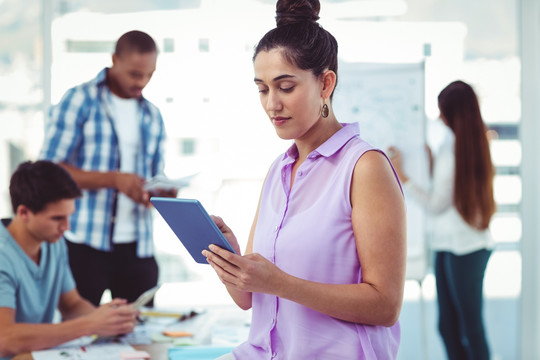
[{"xmin": 438, "ymin": 80, "xmax": 496, "ymax": 230}]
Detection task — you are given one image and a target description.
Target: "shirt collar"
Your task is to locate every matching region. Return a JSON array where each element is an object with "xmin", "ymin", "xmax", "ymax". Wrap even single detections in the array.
[
  {"xmin": 283, "ymin": 122, "xmax": 360, "ymax": 161},
  {"xmin": 96, "ymin": 68, "xmax": 108, "ymax": 87},
  {"xmin": 96, "ymin": 68, "xmax": 146, "ymax": 104}
]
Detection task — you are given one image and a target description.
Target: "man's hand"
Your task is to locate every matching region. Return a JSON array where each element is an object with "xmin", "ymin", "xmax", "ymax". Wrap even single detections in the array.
[
  {"xmin": 114, "ymin": 173, "xmax": 151, "ymax": 206},
  {"xmin": 86, "ymin": 299, "xmax": 138, "ymax": 337},
  {"xmin": 150, "ymin": 188, "xmax": 178, "ymax": 198}
]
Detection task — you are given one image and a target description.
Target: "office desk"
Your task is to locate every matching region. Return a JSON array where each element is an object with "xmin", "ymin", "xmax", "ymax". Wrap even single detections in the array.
[
  {"xmin": 12, "ymin": 343, "xmax": 172, "ymax": 360},
  {"xmin": 11, "ymin": 301, "xmax": 249, "ymax": 360}
]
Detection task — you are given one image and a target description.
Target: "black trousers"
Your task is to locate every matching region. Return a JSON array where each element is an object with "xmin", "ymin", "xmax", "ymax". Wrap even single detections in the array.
[
  {"xmin": 66, "ymin": 240, "xmax": 159, "ymax": 307},
  {"xmin": 435, "ymin": 249, "xmax": 491, "ymax": 360}
]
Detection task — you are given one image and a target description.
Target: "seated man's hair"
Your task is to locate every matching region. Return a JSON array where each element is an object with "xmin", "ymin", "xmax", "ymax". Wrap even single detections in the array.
[
  {"xmin": 115, "ymin": 30, "xmax": 157, "ymax": 56},
  {"xmin": 9, "ymin": 160, "xmax": 81, "ymax": 214}
]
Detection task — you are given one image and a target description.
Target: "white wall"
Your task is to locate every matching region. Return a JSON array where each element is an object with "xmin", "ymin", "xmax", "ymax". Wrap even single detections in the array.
[{"xmin": 519, "ymin": 0, "xmax": 540, "ymax": 358}]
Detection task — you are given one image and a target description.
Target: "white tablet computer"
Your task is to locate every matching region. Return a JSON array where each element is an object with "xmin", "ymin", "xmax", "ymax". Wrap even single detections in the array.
[
  {"xmin": 132, "ymin": 284, "xmax": 161, "ymax": 309},
  {"xmin": 150, "ymin": 197, "xmax": 237, "ymax": 264}
]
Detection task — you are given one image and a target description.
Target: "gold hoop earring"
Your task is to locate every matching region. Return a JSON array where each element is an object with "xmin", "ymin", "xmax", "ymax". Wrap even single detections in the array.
[{"xmin": 321, "ymin": 103, "xmax": 329, "ymax": 118}]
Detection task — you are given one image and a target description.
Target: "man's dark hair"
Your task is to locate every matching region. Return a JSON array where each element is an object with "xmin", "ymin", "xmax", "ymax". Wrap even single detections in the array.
[
  {"xmin": 114, "ymin": 30, "xmax": 157, "ymax": 56},
  {"xmin": 9, "ymin": 161, "xmax": 81, "ymax": 214}
]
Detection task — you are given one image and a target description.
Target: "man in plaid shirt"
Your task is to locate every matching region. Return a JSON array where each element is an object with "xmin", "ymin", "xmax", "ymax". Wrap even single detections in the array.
[{"xmin": 39, "ymin": 30, "xmax": 176, "ymax": 307}]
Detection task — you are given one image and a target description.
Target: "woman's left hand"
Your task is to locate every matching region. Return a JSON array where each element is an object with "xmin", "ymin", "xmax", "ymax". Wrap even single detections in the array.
[{"xmin": 202, "ymin": 245, "xmax": 286, "ymax": 295}]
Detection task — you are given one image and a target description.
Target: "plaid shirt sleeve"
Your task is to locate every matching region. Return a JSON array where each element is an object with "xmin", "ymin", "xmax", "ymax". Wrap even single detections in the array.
[
  {"xmin": 38, "ymin": 72, "xmax": 118, "ymax": 253},
  {"xmin": 40, "ymin": 86, "xmax": 88, "ymax": 163}
]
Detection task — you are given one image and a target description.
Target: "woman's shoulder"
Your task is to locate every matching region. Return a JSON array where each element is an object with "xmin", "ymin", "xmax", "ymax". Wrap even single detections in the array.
[
  {"xmin": 436, "ymin": 127, "xmax": 455, "ymax": 153},
  {"xmin": 351, "ymin": 144, "xmax": 401, "ymax": 194},
  {"xmin": 354, "ymin": 149, "xmax": 391, "ymax": 174},
  {"xmin": 341, "ymin": 134, "xmax": 379, "ymax": 159}
]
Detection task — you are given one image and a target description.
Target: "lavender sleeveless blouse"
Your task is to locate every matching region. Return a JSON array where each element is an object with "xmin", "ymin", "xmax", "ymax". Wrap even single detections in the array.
[{"xmin": 233, "ymin": 123, "xmax": 401, "ymax": 360}]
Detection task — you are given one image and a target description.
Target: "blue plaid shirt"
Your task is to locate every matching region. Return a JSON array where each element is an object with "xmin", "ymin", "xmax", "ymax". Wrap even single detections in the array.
[{"xmin": 39, "ymin": 68, "xmax": 166, "ymax": 257}]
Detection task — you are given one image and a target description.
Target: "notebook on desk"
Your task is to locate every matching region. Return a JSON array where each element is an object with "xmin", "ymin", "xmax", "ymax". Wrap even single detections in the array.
[{"xmin": 150, "ymin": 197, "xmax": 237, "ymax": 264}]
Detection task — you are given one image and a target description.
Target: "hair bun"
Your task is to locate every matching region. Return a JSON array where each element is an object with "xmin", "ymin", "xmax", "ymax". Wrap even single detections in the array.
[{"xmin": 275, "ymin": 0, "xmax": 320, "ymax": 27}]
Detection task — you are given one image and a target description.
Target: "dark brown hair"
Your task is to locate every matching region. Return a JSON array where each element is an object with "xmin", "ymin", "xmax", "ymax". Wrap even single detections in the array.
[
  {"xmin": 10, "ymin": 160, "xmax": 81, "ymax": 214},
  {"xmin": 438, "ymin": 80, "xmax": 496, "ymax": 230},
  {"xmin": 254, "ymin": 0, "xmax": 338, "ymax": 97},
  {"xmin": 115, "ymin": 30, "xmax": 157, "ymax": 56}
]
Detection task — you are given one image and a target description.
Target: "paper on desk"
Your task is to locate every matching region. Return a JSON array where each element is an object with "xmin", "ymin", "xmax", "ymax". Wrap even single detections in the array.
[
  {"xmin": 120, "ymin": 308, "xmax": 196, "ymax": 345},
  {"xmin": 32, "ymin": 343, "xmax": 134, "ymax": 360},
  {"xmin": 143, "ymin": 174, "xmax": 198, "ymax": 191},
  {"xmin": 211, "ymin": 324, "xmax": 250, "ymax": 346},
  {"xmin": 53, "ymin": 336, "xmax": 96, "ymax": 348},
  {"xmin": 120, "ymin": 319, "xmax": 175, "ymax": 345}
]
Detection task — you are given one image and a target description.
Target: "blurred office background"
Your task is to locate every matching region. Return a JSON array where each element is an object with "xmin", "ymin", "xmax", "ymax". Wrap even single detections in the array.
[{"xmin": 1, "ymin": 0, "xmax": 538, "ymax": 358}]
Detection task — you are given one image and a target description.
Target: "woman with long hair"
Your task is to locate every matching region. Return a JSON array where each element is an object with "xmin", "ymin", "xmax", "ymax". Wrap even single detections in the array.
[{"xmin": 391, "ymin": 80, "xmax": 495, "ymax": 360}]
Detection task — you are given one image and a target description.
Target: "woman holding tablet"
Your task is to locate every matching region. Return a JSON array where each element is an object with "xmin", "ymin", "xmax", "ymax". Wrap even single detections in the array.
[{"xmin": 202, "ymin": 0, "xmax": 406, "ymax": 358}]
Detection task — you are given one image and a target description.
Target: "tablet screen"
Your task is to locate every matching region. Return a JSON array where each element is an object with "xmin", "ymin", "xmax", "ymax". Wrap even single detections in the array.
[{"xmin": 150, "ymin": 197, "xmax": 236, "ymax": 264}]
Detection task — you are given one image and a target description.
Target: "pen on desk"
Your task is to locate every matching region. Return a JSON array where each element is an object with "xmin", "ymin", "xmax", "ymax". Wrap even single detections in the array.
[
  {"xmin": 139, "ymin": 309, "xmax": 203, "ymax": 320},
  {"xmin": 139, "ymin": 310, "xmax": 184, "ymax": 318},
  {"xmin": 179, "ymin": 310, "xmax": 199, "ymax": 322}
]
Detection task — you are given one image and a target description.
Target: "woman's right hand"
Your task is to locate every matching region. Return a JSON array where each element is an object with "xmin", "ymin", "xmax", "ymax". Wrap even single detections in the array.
[
  {"xmin": 387, "ymin": 146, "xmax": 409, "ymax": 183},
  {"xmin": 205, "ymin": 216, "xmax": 256, "ymax": 310}
]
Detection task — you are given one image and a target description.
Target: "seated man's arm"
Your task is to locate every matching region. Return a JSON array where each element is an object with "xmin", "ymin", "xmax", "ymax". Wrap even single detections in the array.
[
  {"xmin": 57, "ymin": 288, "xmax": 96, "ymax": 320},
  {"xmin": 58, "ymin": 289, "xmax": 138, "ymax": 335},
  {"xmin": 0, "ymin": 292, "xmax": 138, "ymax": 357}
]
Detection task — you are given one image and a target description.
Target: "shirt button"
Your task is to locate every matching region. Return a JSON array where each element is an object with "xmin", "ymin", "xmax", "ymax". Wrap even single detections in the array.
[
  {"xmin": 273, "ymin": 225, "xmax": 279, "ymax": 232},
  {"xmin": 272, "ymin": 352, "xmax": 277, "ymax": 358}
]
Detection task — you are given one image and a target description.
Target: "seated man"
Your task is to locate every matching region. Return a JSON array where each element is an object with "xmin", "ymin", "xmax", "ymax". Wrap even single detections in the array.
[{"xmin": 0, "ymin": 161, "xmax": 138, "ymax": 358}]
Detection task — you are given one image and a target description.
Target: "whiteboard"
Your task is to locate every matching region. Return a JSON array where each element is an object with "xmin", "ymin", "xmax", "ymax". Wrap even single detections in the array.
[{"xmin": 333, "ymin": 62, "xmax": 429, "ymax": 281}]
